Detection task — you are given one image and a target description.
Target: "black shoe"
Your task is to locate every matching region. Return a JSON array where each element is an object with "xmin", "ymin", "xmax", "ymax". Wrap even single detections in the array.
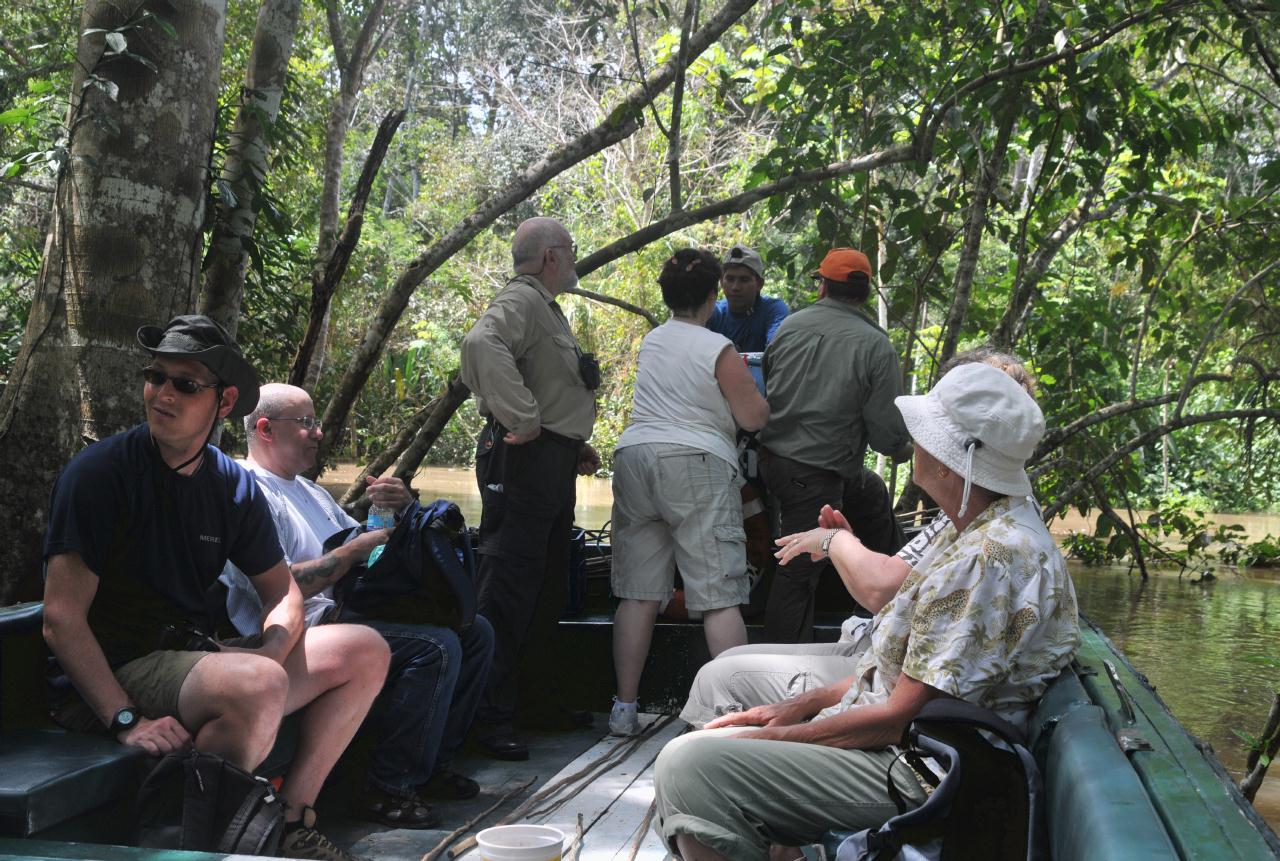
[
  {"xmin": 351, "ymin": 787, "xmax": 440, "ymax": 830},
  {"xmin": 419, "ymin": 768, "xmax": 481, "ymax": 800},
  {"xmin": 476, "ymin": 732, "xmax": 529, "ymax": 761}
]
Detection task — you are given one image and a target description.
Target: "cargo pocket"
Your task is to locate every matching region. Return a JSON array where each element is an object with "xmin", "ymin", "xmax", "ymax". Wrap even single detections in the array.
[{"xmin": 714, "ymin": 523, "xmax": 749, "ymax": 586}]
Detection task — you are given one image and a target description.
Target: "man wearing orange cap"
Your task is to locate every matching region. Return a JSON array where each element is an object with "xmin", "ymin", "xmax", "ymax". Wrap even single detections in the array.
[{"xmin": 757, "ymin": 248, "xmax": 913, "ymax": 643}]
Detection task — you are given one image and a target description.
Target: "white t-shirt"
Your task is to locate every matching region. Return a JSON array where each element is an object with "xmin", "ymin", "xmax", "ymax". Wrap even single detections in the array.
[
  {"xmin": 616, "ymin": 319, "xmax": 739, "ymax": 467},
  {"xmin": 245, "ymin": 463, "xmax": 359, "ymax": 627}
]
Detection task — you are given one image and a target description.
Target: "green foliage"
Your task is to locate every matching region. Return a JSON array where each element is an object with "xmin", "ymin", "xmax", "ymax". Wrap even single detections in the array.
[{"xmin": 2, "ymin": 0, "xmax": 1278, "ymax": 531}]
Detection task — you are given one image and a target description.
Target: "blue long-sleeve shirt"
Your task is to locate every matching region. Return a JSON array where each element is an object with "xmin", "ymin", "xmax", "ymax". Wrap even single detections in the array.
[{"xmin": 705, "ymin": 294, "xmax": 790, "ymax": 352}]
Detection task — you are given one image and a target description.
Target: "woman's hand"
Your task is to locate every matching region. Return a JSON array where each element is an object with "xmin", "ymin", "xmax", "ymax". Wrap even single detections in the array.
[
  {"xmin": 705, "ymin": 699, "xmax": 810, "ymax": 730},
  {"xmin": 775, "ymin": 527, "xmax": 838, "ymax": 565},
  {"xmin": 817, "ymin": 505, "xmax": 852, "ymax": 532}
]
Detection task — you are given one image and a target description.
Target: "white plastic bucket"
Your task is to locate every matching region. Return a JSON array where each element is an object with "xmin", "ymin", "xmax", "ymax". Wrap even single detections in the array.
[{"xmin": 475, "ymin": 824, "xmax": 565, "ymax": 861}]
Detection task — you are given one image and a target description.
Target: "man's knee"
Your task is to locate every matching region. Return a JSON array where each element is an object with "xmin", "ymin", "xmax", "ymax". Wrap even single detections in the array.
[{"xmin": 182, "ymin": 653, "xmax": 289, "ymax": 725}]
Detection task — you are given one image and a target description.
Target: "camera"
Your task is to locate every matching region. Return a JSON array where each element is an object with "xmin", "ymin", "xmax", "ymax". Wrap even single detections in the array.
[
  {"xmin": 159, "ymin": 624, "xmax": 220, "ymax": 652},
  {"xmin": 578, "ymin": 352, "xmax": 602, "ymax": 390}
]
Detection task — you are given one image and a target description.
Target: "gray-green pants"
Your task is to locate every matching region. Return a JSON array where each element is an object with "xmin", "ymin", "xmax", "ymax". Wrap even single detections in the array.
[{"xmin": 654, "ymin": 728, "xmax": 927, "ymax": 861}]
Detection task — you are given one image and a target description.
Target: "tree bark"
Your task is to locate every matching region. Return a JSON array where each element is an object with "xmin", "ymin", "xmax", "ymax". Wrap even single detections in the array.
[
  {"xmin": 197, "ymin": 0, "xmax": 302, "ymax": 338},
  {"xmin": 0, "ymin": 0, "xmax": 227, "ymax": 603},
  {"xmin": 312, "ymin": 0, "xmax": 762, "ymax": 471},
  {"xmin": 289, "ymin": 109, "xmax": 405, "ymax": 386}
]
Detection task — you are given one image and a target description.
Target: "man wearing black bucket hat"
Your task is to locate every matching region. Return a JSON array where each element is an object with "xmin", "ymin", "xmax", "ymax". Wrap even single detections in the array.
[{"xmin": 42, "ymin": 315, "xmax": 390, "ymax": 861}]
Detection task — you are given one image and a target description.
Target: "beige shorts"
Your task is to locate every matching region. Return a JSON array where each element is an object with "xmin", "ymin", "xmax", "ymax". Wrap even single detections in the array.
[
  {"xmin": 611, "ymin": 443, "xmax": 748, "ymax": 612},
  {"xmin": 53, "ymin": 635, "xmax": 261, "ymax": 733}
]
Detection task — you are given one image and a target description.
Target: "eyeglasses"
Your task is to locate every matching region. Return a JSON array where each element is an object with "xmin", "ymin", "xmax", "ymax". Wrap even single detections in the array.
[
  {"xmin": 268, "ymin": 415, "xmax": 323, "ymax": 432},
  {"xmin": 140, "ymin": 367, "xmax": 220, "ymax": 395},
  {"xmin": 549, "ymin": 242, "xmax": 578, "ymax": 258}
]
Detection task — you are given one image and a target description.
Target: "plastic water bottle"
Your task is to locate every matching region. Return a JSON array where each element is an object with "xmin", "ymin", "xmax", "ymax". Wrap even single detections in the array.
[{"xmin": 366, "ymin": 504, "xmax": 394, "ymax": 566}]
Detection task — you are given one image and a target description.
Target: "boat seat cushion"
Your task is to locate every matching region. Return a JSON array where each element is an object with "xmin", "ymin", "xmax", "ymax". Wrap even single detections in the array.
[{"xmin": 0, "ymin": 728, "xmax": 148, "ymax": 836}]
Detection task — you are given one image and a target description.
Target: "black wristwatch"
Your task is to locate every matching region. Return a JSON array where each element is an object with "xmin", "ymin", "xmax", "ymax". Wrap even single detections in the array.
[{"xmin": 109, "ymin": 705, "xmax": 138, "ymax": 737}]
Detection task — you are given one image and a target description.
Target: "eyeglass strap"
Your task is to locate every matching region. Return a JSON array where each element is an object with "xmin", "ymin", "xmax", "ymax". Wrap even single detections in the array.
[
  {"xmin": 164, "ymin": 385, "xmax": 224, "ymax": 475},
  {"xmin": 958, "ymin": 438, "xmax": 981, "ymax": 519}
]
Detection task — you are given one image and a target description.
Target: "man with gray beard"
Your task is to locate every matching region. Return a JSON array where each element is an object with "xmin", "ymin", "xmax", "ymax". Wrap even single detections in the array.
[{"xmin": 460, "ymin": 217, "xmax": 601, "ymax": 760}]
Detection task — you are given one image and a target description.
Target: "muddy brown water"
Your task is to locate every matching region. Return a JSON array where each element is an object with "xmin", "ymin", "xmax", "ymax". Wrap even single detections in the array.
[{"xmin": 321, "ymin": 464, "xmax": 1280, "ymax": 830}]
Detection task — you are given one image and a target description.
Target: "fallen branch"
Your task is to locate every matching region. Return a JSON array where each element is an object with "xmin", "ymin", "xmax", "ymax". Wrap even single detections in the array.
[
  {"xmin": 423, "ymin": 775, "xmax": 536, "ymax": 861},
  {"xmin": 1240, "ymin": 691, "xmax": 1280, "ymax": 803}
]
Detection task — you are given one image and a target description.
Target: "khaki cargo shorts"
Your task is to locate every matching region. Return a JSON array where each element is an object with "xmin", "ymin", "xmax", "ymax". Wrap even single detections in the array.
[
  {"xmin": 53, "ymin": 635, "xmax": 261, "ymax": 733},
  {"xmin": 611, "ymin": 442, "xmax": 748, "ymax": 612}
]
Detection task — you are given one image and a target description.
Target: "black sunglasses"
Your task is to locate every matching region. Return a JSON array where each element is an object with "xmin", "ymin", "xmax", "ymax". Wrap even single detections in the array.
[{"xmin": 140, "ymin": 367, "xmax": 220, "ymax": 396}]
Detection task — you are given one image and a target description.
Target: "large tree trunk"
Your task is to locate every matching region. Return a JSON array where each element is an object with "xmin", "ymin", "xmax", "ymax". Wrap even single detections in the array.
[
  {"xmin": 198, "ymin": 0, "xmax": 303, "ymax": 337},
  {"xmin": 0, "ymin": 0, "xmax": 227, "ymax": 603},
  {"xmin": 312, "ymin": 0, "xmax": 761, "ymax": 472}
]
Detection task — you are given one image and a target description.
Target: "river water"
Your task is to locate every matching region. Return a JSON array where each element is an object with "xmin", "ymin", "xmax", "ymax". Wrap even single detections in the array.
[{"xmin": 321, "ymin": 464, "xmax": 1280, "ymax": 829}]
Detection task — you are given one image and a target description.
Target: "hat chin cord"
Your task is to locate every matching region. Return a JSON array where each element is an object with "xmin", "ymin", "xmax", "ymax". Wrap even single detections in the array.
[
  {"xmin": 957, "ymin": 438, "xmax": 981, "ymax": 519},
  {"xmin": 162, "ymin": 385, "xmax": 224, "ymax": 474}
]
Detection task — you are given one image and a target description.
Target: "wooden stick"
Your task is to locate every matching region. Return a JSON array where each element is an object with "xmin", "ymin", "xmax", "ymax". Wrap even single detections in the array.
[
  {"xmin": 564, "ymin": 812, "xmax": 585, "ymax": 861},
  {"xmin": 524, "ymin": 715, "xmax": 678, "ymax": 820},
  {"xmin": 424, "ymin": 775, "xmax": 536, "ymax": 861},
  {"xmin": 625, "ymin": 800, "xmax": 658, "ymax": 861}
]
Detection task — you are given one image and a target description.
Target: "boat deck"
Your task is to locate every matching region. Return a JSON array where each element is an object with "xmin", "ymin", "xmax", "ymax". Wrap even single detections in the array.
[{"xmin": 327, "ymin": 715, "xmax": 684, "ymax": 861}]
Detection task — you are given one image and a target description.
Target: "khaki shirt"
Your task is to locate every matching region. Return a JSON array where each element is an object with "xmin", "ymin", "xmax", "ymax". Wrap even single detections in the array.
[
  {"xmin": 758, "ymin": 297, "xmax": 909, "ymax": 478},
  {"xmin": 460, "ymin": 274, "xmax": 596, "ymax": 441}
]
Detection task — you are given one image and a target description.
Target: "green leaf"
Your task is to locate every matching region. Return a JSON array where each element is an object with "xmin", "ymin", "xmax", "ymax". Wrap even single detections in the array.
[
  {"xmin": 149, "ymin": 13, "xmax": 178, "ymax": 39},
  {"xmin": 0, "ymin": 107, "xmax": 35, "ymax": 126},
  {"xmin": 104, "ymin": 32, "xmax": 127, "ymax": 54},
  {"xmin": 125, "ymin": 52, "xmax": 158, "ymax": 73}
]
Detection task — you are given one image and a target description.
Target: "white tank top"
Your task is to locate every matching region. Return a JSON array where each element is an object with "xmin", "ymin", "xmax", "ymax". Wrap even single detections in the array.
[{"xmin": 616, "ymin": 319, "xmax": 739, "ymax": 467}]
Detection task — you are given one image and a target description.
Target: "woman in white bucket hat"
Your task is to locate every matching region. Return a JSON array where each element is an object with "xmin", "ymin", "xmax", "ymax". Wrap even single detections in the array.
[{"xmin": 652, "ymin": 362, "xmax": 1080, "ymax": 861}]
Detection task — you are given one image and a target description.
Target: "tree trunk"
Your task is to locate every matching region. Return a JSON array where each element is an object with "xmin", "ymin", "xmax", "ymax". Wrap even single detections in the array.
[
  {"xmin": 0, "ymin": 0, "xmax": 227, "ymax": 603},
  {"xmin": 197, "ymin": 0, "xmax": 302, "ymax": 338},
  {"xmin": 312, "ymin": 0, "xmax": 761, "ymax": 471},
  {"xmin": 937, "ymin": 98, "xmax": 1018, "ymax": 366},
  {"xmin": 290, "ymin": 110, "xmax": 405, "ymax": 386},
  {"xmin": 301, "ymin": 0, "xmax": 388, "ymax": 390}
]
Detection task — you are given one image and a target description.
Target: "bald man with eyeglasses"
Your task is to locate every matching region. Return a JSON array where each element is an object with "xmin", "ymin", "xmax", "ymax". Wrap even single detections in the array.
[{"xmin": 461, "ymin": 216, "xmax": 601, "ymax": 760}]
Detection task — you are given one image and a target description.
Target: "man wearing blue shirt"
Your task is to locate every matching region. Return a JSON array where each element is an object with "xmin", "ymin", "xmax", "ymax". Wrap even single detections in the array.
[
  {"xmin": 42, "ymin": 315, "xmax": 389, "ymax": 861},
  {"xmin": 705, "ymin": 244, "xmax": 789, "ymax": 353}
]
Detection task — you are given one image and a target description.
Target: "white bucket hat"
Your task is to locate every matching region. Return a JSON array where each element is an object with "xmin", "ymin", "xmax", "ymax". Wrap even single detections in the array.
[{"xmin": 895, "ymin": 362, "xmax": 1045, "ymax": 515}]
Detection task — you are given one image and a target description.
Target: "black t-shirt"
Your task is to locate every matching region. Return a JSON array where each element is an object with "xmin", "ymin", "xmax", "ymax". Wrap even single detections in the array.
[{"xmin": 44, "ymin": 424, "xmax": 284, "ymax": 666}]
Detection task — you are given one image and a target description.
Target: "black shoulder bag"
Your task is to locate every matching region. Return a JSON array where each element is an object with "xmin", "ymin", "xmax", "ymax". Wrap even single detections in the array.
[
  {"xmin": 329, "ymin": 498, "xmax": 478, "ymax": 630},
  {"xmin": 136, "ymin": 750, "xmax": 285, "ymax": 855}
]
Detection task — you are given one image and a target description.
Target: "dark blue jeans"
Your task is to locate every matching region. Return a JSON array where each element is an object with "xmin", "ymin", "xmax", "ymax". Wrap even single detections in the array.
[{"xmin": 336, "ymin": 610, "xmax": 495, "ymax": 797}]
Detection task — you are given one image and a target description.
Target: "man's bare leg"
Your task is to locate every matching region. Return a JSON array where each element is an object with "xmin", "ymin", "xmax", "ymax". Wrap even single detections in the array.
[
  {"xmin": 277, "ymin": 623, "xmax": 390, "ymax": 814},
  {"xmin": 178, "ymin": 653, "xmax": 290, "ymax": 770}
]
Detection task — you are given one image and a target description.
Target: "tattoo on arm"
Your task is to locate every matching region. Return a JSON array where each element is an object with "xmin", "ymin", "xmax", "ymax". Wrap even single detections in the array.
[{"xmin": 292, "ymin": 553, "xmax": 344, "ymax": 593}]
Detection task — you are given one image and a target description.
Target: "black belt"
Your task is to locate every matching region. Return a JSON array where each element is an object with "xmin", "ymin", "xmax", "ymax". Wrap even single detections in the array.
[{"xmin": 490, "ymin": 419, "xmax": 583, "ymax": 451}]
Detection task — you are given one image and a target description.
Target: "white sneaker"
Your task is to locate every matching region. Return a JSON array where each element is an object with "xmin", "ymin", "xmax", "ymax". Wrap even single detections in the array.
[{"xmin": 609, "ymin": 698, "xmax": 640, "ymax": 736}]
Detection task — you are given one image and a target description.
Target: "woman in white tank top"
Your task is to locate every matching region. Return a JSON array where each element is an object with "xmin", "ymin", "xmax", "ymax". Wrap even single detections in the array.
[{"xmin": 608, "ymin": 248, "xmax": 771, "ymax": 736}]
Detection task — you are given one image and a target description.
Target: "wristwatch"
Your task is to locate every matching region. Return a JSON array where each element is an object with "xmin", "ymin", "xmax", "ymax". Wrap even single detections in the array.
[
  {"xmin": 820, "ymin": 530, "xmax": 840, "ymax": 557},
  {"xmin": 109, "ymin": 705, "xmax": 139, "ymax": 737}
]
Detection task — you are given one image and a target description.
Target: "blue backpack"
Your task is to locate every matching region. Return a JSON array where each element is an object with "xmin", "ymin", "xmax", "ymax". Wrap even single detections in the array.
[{"xmin": 328, "ymin": 498, "xmax": 477, "ymax": 630}]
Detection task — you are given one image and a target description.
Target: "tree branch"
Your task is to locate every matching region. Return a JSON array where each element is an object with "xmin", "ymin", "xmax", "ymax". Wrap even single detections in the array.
[
  {"xmin": 576, "ymin": 145, "xmax": 917, "ymax": 279},
  {"xmin": 1035, "ymin": 374, "xmax": 1232, "ymax": 457},
  {"xmin": 564, "ymin": 286, "xmax": 662, "ymax": 328},
  {"xmin": 1042, "ymin": 407, "xmax": 1280, "ymax": 520},
  {"xmin": 315, "ymin": 0, "xmax": 762, "ymax": 469},
  {"xmin": 290, "ymin": 109, "xmax": 405, "ymax": 387}
]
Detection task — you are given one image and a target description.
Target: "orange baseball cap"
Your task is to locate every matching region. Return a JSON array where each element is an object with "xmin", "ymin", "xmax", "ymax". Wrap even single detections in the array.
[{"xmin": 816, "ymin": 248, "xmax": 872, "ymax": 282}]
